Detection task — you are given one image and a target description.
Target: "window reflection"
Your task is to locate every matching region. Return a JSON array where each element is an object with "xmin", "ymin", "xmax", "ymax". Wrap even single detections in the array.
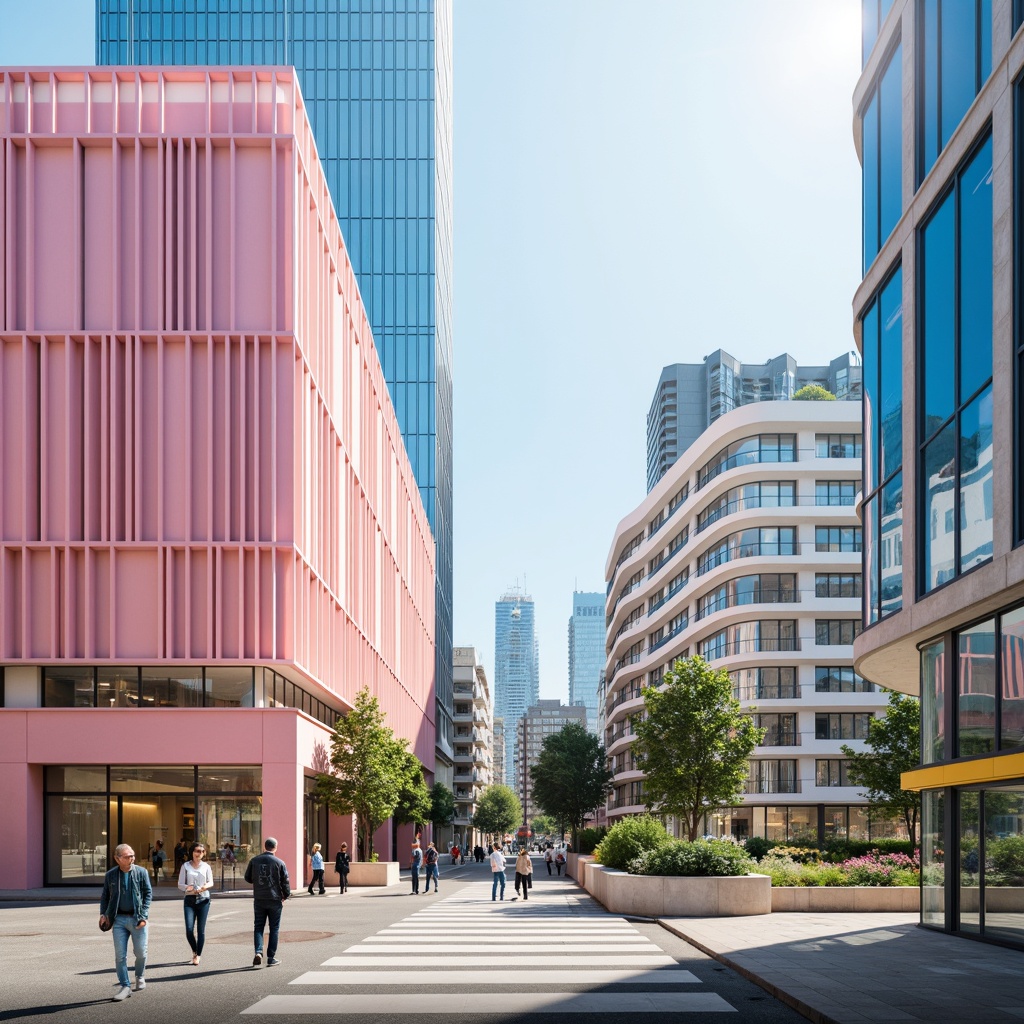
[{"xmin": 958, "ymin": 621, "xmax": 996, "ymax": 757}]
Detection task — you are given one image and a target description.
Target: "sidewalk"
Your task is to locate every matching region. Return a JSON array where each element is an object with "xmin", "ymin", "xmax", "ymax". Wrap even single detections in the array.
[{"xmin": 660, "ymin": 912, "xmax": 1024, "ymax": 1024}]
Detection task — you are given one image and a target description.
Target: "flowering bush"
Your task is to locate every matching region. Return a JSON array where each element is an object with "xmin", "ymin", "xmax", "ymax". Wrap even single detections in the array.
[
  {"xmin": 757, "ymin": 848, "xmax": 920, "ymax": 886},
  {"xmin": 630, "ymin": 839, "xmax": 754, "ymax": 877}
]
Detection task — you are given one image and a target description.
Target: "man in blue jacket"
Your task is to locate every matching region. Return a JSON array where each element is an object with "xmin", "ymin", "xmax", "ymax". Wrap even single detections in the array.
[
  {"xmin": 98, "ymin": 844, "xmax": 152, "ymax": 1002},
  {"xmin": 244, "ymin": 837, "xmax": 291, "ymax": 967}
]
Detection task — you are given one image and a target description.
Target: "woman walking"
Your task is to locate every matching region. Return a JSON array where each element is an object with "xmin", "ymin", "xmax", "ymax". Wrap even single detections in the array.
[
  {"xmin": 177, "ymin": 842, "xmax": 213, "ymax": 965},
  {"xmin": 334, "ymin": 843, "xmax": 351, "ymax": 893},
  {"xmin": 513, "ymin": 848, "xmax": 533, "ymax": 901},
  {"xmin": 308, "ymin": 843, "xmax": 326, "ymax": 895}
]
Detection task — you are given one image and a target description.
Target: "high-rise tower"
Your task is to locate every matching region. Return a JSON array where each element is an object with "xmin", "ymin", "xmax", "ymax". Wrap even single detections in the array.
[
  {"xmin": 568, "ymin": 591, "xmax": 604, "ymax": 734},
  {"xmin": 95, "ymin": 0, "xmax": 455, "ymax": 767},
  {"xmin": 494, "ymin": 589, "xmax": 538, "ymax": 787}
]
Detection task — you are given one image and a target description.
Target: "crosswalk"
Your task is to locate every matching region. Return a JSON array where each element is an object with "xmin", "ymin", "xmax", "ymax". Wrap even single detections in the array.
[{"xmin": 241, "ymin": 880, "xmax": 737, "ymax": 1015}]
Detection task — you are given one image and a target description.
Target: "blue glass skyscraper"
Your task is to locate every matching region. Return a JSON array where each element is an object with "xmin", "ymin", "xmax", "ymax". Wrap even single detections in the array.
[
  {"xmin": 95, "ymin": 0, "xmax": 454, "ymax": 760},
  {"xmin": 568, "ymin": 591, "xmax": 604, "ymax": 734},
  {"xmin": 494, "ymin": 589, "xmax": 538, "ymax": 788}
]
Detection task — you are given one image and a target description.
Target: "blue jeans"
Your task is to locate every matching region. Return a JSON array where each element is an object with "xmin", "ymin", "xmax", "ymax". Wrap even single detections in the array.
[
  {"xmin": 491, "ymin": 870, "xmax": 505, "ymax": 900},
  {"xmin": 184, "ymin": 898, "xmax": 211, "ymax": 955},
  {"xmin": 112, "ymin": 916, "xmax": 148, "ymax": 988},
  {"xmin": 253, "ymin": 901, "xmax": 283, "ymax": 958},
  {"xmin": 424, "ymin": 864, "xmax": 439, "ymax": 891},
  {"xmin": 410, "ymin": 865, "xmax": 420, "ymax": 893}
]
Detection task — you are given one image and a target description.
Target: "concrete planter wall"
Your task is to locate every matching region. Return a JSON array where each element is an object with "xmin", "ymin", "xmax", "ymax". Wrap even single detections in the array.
[
  {"xmin": 771, "ymin": 885, "xmax": 920, "ymax": 912},
  {"xmin": 347, "ymin": 861, "xmax": 400, "ymax": 887},
  {"xmin": 582, "ymin": 862, "xmax": 771, "ymax": 917}
]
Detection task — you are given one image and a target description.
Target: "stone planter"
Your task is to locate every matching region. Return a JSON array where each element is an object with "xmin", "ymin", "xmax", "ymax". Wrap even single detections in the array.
[
  {"xmin": 771, "ymin": 885, "xmax": 920, "ymax": 912},
  {"xmin": 582, "ymin": 862, "xmax": 771, "ymax": 917},
  {"xmin": 346, "ymin": 861, "xmax": 400, "ymax": 887}
]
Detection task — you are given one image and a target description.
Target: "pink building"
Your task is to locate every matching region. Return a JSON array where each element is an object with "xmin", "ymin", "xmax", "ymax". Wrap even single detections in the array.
[{"xmin": 0, "ymin": 68, "xmax": 435, "ymax": 889}]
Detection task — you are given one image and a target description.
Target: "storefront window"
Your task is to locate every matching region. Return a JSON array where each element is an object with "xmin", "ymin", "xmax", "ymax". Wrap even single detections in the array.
[
  {"xmin": 958, "ymin": 620, "xmax": 996, "ymax": 756},
  {"xmin": 921, "ymin": 790, "xmax": 945, "ymax": 928},
  {"xmin": 206, "ymin": 667, "xmax": 255, "ymax": 707},
  {"xmin": 198, "ymin": 766, "xmax": 261, "ymax": 793},
  {"xmin": 849, "ymin": 806, "xmax": 870, "ymax": 840},
  {"xmin": 921, "ymin": 639, "xmax": 946, "ymax": 763},
  {"xmin": 198, "ymin": 796, "xmax": 262, "ymax": 890},
  {"xmin": 141, "ymin": 667, "xmax": 203, "ymax": 708},
  {"xmin": 960, "ymin": 790, "xmax": 981, "ymax": 934},
  {"xmin": 110, "ymin": 766, "xmax": 195, "ymax": 793},
  {"xmin": 1001, "ymin": 608, "xmax": 1024, "ymax": 749},
  {"xmin": 983, "ymin": 786, "xmax": 1024, "ymax": 946},
  {"xmin": 45, "ymin": 794, "xmax": 108, "ymax": 883}
]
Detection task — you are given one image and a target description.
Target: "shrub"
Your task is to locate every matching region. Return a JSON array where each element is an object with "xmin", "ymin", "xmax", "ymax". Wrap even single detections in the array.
[
  {"xmin": 771, "ymin": 845, "xmax": 821, "ymax": 864},
  {"xmin": 841, "ymin": 850, "xmax": 920, "ymax": 886},
  {"xmin": 821, "ymin": 838, "xmax": 915, "ymax": 862},
  {"xmin": 630, "ymin": 839, "xmax": 753, "ymax": 877},
  {"xmin": 594, "ymin": 815, "xmax": 670, "ymax": 870},
  {"xmin": 990, "ymin": 835, "xmax": 1024, "ymax": 881},
  {"xmin": 759, "ymin": 852, "xmax": 804, "ymax": 886},
  {"xmin": 576, "ymin": 826, "xmax": 607, "ymax": 856},
  {"xmin": 743, "ymin": 836, "xmax": 773, "ymax": 860}
]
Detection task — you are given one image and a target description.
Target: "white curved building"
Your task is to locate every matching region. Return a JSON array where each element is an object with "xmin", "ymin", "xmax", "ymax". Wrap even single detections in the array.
[{"xmin": 604, "ymin": 400, "xmax": 893, "ymax": 843}]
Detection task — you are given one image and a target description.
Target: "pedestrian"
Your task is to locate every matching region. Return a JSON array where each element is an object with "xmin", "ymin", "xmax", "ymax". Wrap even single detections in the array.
[
  {"xmin": 544, "ymin": 846, "xmax": 553, "ymax": 875},
  {"xmin": 459, "ymin": 845, "xmax": 465, "ymax": 865},
  {"xmin": 423, "ymin": 840, "xmax": 440, "ymax": 893},
  {"xmin": 450, "ymin": 842, "xmax": 459, "ymax": 866},
  {"xmin": 150, "ymin": 839, "xmax": 166, "ymax": 885},
  {"xmin": 178, "ymin": 841, "xmax": 213, "ymax": 965},
  {"xmin": 244, "ymin": 837, "xmax": 290, "ymax": 967},
  {"xmin": 98, "ymin": 843, "xmax": 152, "ymax": 1002},
  {"xmin": 409, "ymin": 839, "xmax": 423, "ymax": 894},
  {"xmin": 489, "ymin": 843, "xmax": 506, "ymax": 901},
  {"xmin": 173, "ymin": 836, "xmax": 188, "ymax": 876},
  {"xmin": 334, "ymin": 842, "xmax": 351, "ymax": 893},
  {"xmin": 513, "ymin": 847, "xmax": 533, "ymax": 901},
  {"xmin": 476, "ymin": 844, "xmax": 484, "ymax": 863},
  {"xmin": 307, "ymin": 842, "xmax": 325, "ymax": 895},
  {"xmin": 555, "ymin": 848, "xmax": 566, "ymax": 876}
]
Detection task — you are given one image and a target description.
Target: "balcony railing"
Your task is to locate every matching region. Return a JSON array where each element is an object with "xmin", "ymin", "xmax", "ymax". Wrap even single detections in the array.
[
  {"xmin": 697, "ymin": 540, "xmax": 799, "ymax": 577},
  {"xmin": 699, "ymin": 636, "xmax": 800, "ymax": 659}
]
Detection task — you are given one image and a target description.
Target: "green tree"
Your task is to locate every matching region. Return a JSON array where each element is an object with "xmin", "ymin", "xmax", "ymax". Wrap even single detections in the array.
[
  {"xmin": 793, "ymin": 383, "xmax": 837, "ymax": 401},
  {"xmin": 530, "ymin": 813, "xmax": 556, "ymax": 838},
  {"xmin": 634, "ymin": 655, "xmax": 765, "ymax": 841},
  {"xmin": 471, "ymin": 784, "xmax": 522, "ymax": 845},
  {"xmin": 841, "ymin": 690, "xmax": 921, "ymax": 844},
  {"xmin": 315, "ymin": 687, "xmax": 412, "ymax": 861},
  {"xmin": 530, "ymin": 722, "xmax": 613, "ymax": 851},
  {"xmin": 391, "ymin": 751, "xmax": 432, "ymax": 857},
  {"xmin": 428, "ymin": 782, "xmax": 456, "ymax": 831}
]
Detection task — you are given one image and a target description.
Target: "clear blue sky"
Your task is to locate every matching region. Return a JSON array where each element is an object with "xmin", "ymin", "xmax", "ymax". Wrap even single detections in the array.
[{"xmin": 0, "ymin": 0, "xmax": 863, "ymax": 705}]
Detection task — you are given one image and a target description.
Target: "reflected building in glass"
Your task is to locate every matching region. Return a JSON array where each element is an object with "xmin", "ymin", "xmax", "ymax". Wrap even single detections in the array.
[
  {"xmin": 854, "ymin": 1, "xmax": 1024, "ymax": 949},
  {"xmin": 647, "ymin": 351, "xmax": 862, "ymax": 492},
  {"xmin": 95, "ymin": 0, "xmax": 456, "ymax": 775}
]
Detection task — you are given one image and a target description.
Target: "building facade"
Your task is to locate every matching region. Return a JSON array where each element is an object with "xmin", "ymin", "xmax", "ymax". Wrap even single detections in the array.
[
  {"xmin": 95, "ymin": 0, "xmax": 456, "ymax": 776},
  {"xmin": 493, "ymin": 588, "xmax": 538, "ymax": 786},
  {"xmin": 854, "ymin": 0, "xmax": 1024, "ymax": 949},
  {"xmin": 514, "ymin": 699, "xmax": 587, "ymax": 829},
  {"xmin": 452, "ymin": 646, "xmax": 492, "ymax": 851},
  {"xmin": 492, "ymin": 716, "xmax": 506, "ymax": 796},
  {"xmin": 607, "ymin": 401, "xmax": 890, "ymax": 843},
  {"xmin": 647, "ymin": 351, "xmax": 863, "ymax": 492},
  {"xmin": 0, "ymin": 68, "xmax": 435, "ymax": 889},
  {"xmin": 568, "ymin": 590, "xmax": 604, "ymax": 734}
]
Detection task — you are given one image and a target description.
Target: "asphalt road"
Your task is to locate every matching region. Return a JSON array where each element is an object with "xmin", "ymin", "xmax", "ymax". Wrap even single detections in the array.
[{"xmin": 0, "ymin": 857, "xmax": 807, "ymax": 1023}]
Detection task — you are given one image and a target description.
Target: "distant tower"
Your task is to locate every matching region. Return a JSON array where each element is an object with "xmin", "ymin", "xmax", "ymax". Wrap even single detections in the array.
[
  {"xmin": 568, "ymin": 591, "xmax": 605, "ymax": 734},
  {"xmin": 494, "ymin": 588, "xmax": 539, "ymax": 787}
]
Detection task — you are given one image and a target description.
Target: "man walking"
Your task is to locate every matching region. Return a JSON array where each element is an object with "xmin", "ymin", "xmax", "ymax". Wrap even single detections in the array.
[
  {"xmin": 489, "ymin": 843, "xmax": 506, "ymax": 901},
  {"xmin": 98, "ymin": 844, "xmax": 152, "ymax": 1002},
  {"xmin": 244, "ymin": 837, "xmax": 291, "ymax": 967},
  {"xmin": 409, "ymin": 840, "xmax": 423, "ymax": 894}
]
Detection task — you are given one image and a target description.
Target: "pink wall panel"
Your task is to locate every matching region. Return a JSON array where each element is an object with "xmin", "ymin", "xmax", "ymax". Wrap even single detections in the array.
[{"xmin": 1, "ymin": 68, "xmax": 434, "ymax": 754}]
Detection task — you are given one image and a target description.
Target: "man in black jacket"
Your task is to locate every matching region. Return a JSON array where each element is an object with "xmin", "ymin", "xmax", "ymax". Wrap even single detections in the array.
[{"xmin": 244, "ymin": 837, "xmax": 291, "ymax": 967}]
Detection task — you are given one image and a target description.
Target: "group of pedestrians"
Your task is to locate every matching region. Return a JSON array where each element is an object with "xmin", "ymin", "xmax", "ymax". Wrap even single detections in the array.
[
  {"xmin": 408, "ymin": 839, "xmax": 441, "ymax": 894},
  {"xmin": 98, "ymin": 837, "xmax": 292, "ymax": 1002},
  {"xmin": 488, "ymin": 844, "xmax": 539, "ymax": 901}
]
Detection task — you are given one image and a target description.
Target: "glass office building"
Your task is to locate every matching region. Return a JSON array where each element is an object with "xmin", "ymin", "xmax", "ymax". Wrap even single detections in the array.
[
  {"xmin": 568, "ymin": 591, "xmax": 604, "ymax": 734},
  {"xmin": 494, "ymin": 590, "xmax": 539, "ymax": 788},
  {"xmin": 854, "ymin": 0, "xmax": 1024, "ymax": 948},
  {"xmin": 96, "ymin": 0, "xmax": 455, "ymax": 761}
]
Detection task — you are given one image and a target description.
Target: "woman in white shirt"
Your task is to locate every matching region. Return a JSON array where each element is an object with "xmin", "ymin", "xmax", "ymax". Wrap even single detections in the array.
[{"xmin": 177, "ymin": 842, "xmax": 214, "ymax": 965}]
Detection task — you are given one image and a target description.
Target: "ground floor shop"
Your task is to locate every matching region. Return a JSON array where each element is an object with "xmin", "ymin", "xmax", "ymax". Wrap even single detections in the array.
[
  {"xmin": 703, "ymin": 803, "xmax": 910, "ymax": 844},
  {"xmin": 0, "ymin": 706, "xmax": 374, "ymax": 890}
]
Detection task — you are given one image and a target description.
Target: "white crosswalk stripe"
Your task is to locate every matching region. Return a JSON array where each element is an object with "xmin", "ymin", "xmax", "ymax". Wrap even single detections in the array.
[{"xmin": 240, "ymin": 879, "xmax": 738, "ymax": 1016}]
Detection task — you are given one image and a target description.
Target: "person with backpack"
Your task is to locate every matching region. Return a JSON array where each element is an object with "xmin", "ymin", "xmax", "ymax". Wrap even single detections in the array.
[
  {"xmin": 423, "ymin": 841, "xmax": 440, "ymax": 893},
  {"xmin": 555, "ymin": 849, "xmax": 566, "ymax": 876}
]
